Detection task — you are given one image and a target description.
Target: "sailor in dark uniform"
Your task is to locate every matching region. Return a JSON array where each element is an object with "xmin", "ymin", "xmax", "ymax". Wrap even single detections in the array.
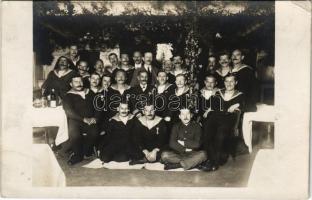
[
  {"xmin": 168, "ymin": 74, "xmax": 190, "ymax": 124},
  {"xmin": 202, "ymin": 73, "xmax": 245, "ymax": 171},
  {"xmin": 99, "ymin": 102, "xmax": 135, "ymax": 163},
  {"xmin": 62, "ymin": 75, "xmax": 100, "ymax": 165},
  {"xmin": 77, "ymin": 60, "xmax": 91, "ymax": 88},
  {"xmin": 130, "ymin": 104, "xmax": 168, "ymax": 165},
  {"xmin": 107, "ymin": 69, "xmax": 132, "ymax": 119},
  {"xmin": 215, "ymin": 51, "xmax": 232, "ymax": 89},
  {"xmin": 231, "ymin": 49, "xmax": 258, "ymax": 111},
  {"xmin": 197, "ymin": 73, "xmax": 219, "ymax": 123}
]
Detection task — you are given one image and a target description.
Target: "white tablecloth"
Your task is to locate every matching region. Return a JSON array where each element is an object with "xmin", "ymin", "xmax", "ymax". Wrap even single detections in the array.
[
  {"xmin": 30, "ymin": 106, "xmax": 68, "ymax": 145},
  {"xmin": 242, "ymin": 104, "xmax": 277, "ymax": 153}
]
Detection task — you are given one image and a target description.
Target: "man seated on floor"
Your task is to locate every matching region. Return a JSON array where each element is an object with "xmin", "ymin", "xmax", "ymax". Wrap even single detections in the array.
[
  {"xmin": 130, "ymin": 103, "xmax": 168, "ymax": 165},
  {"xmin": 62, "ymin": 75, "xmax": 99, "ymax": 165},
  {"xmin": 161, "ymin": 108, "xmax": 207, "ymax": 170},
  {"xmin": 99, "ymin": 101, "xmax": 135, "ymax": 163}
]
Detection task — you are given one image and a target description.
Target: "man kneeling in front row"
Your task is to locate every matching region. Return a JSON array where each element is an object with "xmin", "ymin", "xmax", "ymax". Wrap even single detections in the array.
[{"xmin": 161, "ymin": 108, "xmax": 207, "ymax": 170}]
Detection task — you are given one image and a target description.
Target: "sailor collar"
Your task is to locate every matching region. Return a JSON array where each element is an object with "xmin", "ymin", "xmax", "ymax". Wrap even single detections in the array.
[
  {"xmin": 175, "ymin": 86, "xmax": 189, "ymax": 96},
  {"xmin": 216, "ymin": 68, "xmax": 231, "ymax": 77},
  {"xmin": 218, "ymin": 89, "xmax": 242, "ymax": 101},
  {"xmin": 67, "ymin": 88, "xmax": 89, "ymax": 99},
  {"xmin": 232, "ymin": 64, "xmax": 252, "ymax": 73},
  {"xmin": 138, "ymin": 116, "xmax": 163, "ymax": 130},
  {"xmin": 156, "ymin": 83, "xmax": 172, "ymax": 92},
  {"xmin": 110, "ymin": 84, "xmax": 131, "ymax": 93},
  {"xmin": 200, "ymin": 88, "xmax": 218, "ymax": 99},
  {"xmin": 111, "ymin": 114, "xmax": 134, "ymax": 123},
  {"xmin": 54, "ymin": 69, "xmax": 73, "ymax": 78}
]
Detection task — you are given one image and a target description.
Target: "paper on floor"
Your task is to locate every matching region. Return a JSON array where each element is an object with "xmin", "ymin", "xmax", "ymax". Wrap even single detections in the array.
[
  {"xmin": 82, "ymin": 158, "xmax": 105, "ymax": 169},
  {"xmin": 104, "ymin": 161, "xmax": 144, "ymax": 170}
]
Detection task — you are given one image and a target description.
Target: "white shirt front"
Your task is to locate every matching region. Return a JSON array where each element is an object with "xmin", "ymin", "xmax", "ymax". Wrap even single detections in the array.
[
  {"xmin": 144, "ymin": 64, "xmax": 152, "ymax": 72},
  {"xmin": 135, "ymin": 63, "xmax": 142, "ymax": 69},
  {"xmin": 157, "ymin": 85, "xmax": 166, "ymax": 94},
  {"xmin": 140, "ymin": 84, "xmax": 147, "ymax": 92},
  {"xmin": 203, "ymin": 89, "xmax": 213, "ymax": 100}
]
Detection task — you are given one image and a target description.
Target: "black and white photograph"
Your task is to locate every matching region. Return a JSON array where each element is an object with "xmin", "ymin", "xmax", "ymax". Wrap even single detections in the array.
[
  {"xmin": 32, "ymin": 1, "xmax": 275, "ymax": 187},
  {"xmin": 1, "ymin": 1, "xmax": 310, "ymax": 199}
]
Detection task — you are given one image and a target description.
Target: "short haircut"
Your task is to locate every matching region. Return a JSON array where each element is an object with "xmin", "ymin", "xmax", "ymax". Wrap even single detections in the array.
[
  {"xmin": 224, "ymin": 73, "xmax": 237, "ymax": 81},
  {"xmin": 144, "ymin": 51, "xmax": 153, "ymax": 56},
  {"xmin": 133, "ymin": 50, "xmax": 142, "ymax": 55},
  {"xmin": 138, "ymin": 70, "xmax": 148, "ymax": 76},
  {"xmin": 115, "ymin": 69, "xmax": 126, "ymax": 77},
  {"xmin": 218, "ymin": 50, "xmax": 230, "ymax": 58},
  {"xmin": 77, "ymin": 60, "xmax": 88, "ymax": 66},
  {"xmin": 71, "ymin": 74, "xmax": 82, "ymax": 81},
  {"xmin": 108, "ymin": 53, "xmax": 118, "ymax": 58},
  {"xmin": 94, "ymin": 59, "xmax": 104, "ymax": 66},
  {"xmin": 157, "ymin": 70, "xmax": 167, "ymax": 76},
  {"xmin": 204, "ymin": 73, "xmax": 216, "ymax": 80},
  {"xmin": 175, "ymin": 73, "xmax": 187, "ymax": 81},
  {"xmin": 102, "ymin": 73, "xmax": 112, "ymax": 79},
  {"xmin": 90, "ymin": 72, "xmax": 101, "ymax": 78},
  {"xmin": 232, "ymin": 48, "xmax": 244, "ymax": 55}
]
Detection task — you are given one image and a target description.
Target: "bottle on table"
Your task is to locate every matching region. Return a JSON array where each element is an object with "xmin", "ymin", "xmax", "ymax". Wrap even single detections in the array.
[{"xmin": 49, "ymin": 88, "xmax": 57, "ymax": 108}]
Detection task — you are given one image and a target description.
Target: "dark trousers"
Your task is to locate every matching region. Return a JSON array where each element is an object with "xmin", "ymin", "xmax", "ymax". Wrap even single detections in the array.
[
  {"xmin": 67, "ymin": 119, "xmax": 99, "ymax": 158},
  {"xmin": 202, "ymin": 112, "xmax": 237, "ymax": 166},
  {"xmin": 99, "ymin": 138, "xmax": 132, "ymax": 163}
]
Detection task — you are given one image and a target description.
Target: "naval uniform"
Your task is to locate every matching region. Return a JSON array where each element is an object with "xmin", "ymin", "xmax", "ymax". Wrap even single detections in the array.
[
  {"xmin": 99, "ymin": 114, "xmax": 135, "ymax": 162},
  {"xmin": 202, "ymin": 89, "xmax": 245, "ymax": 167},
  {"xmin": 131, "ymin": 116, "xmax": 168, "ymax": 161}
]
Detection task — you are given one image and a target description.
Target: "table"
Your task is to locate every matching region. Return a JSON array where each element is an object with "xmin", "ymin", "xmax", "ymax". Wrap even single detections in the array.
[
  {"xmin": 32, "ymin": 144, "xmax": 66, "ymax": 186},
  {"xmin": 242, "ymin": 104, "xmax": 277, "ymax": 153},
  {"xmin": 30, "ymin": 106, "xmax": 68, "ymax": 145}
]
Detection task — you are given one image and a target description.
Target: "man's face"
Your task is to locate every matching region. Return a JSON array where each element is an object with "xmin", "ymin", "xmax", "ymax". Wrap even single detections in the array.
[
  {"xmin": 204, "ymin": 77, "xmax": 216, "ymax": 90},
  {"xmin": 208, "ymin": 57, "xmax": 216, "ymax": 69},
  {"xmin": 179, "ymin": 109, "xmax": 191, "ymax": 125},
  {"xmin": 58, "ymin": 57, "xmax": 69, "ymax": 70},
  {"xmin": 102, "ymin": 76, "xmax": 111, "ymax": 88},
  {"xmin": 143, "ymin": 52, "xmax": 153, "ymax": 65},
  {"xmin": 69, "ymin": 45, "xmax": 78, "ymax": 57},
  {"xmin": 90, "ymin": 74, "xmax": 100, "ymax": 88},
  {"xmin": 109, "ymin": 54, "xmax": 118, "ymax": 65},
  {"xmin": 94, "ymin": 61, "xmax": 104, "ymax": 73},
  {"xmin": 121, "ymin": 54, "xmax": 129, "ymax": 65},
  {"xmin": 71, "ymin": 77, "xmax": 84, "ymax": 91},
  {"xmin": 157, "ymin": 72, "xmax": 168, "ymax": 85},
  {"xmin": 133, "ymin": 52, "xmax": 142, "ymax": 64},
  {"xmin": 224, "ymin": 76, "xmax": 237, "ymax": 91},
  {"xmin": 231, "ymin": 50, "xmax": 244, "ymax": 65},
  {"xmin": 184, "ymin": 58, "xmax": 190, "ymax": 66},
  {"xmin": 219, "ymin": 54, "xmax": 230, "ymax": 68},
  {"xmin": 175, "ymin": 76, "xmax": 186, "ymax": 88},
  {"xmin": 173, "ymin": 56, "xmax": 183, "ymax": 67},
  {"xmin": 138, "ymin": 72, "xmax": 148, "ymax": 85},
  {"xmin": 144, "ymin": 105, "xmax": 155, "ymax": 120},
  {"xmin": 163, "ymin": 60, "xmax": 172, "ymax": 72},
  {"xmin": 115, "ymin": 71, "xmax": 126, "ymax": 84},
  {"xmin": 118, "ymin": 103, "xmax": 129, "ymax": 117},
  {"xmin": 77, "ymin": 61, "xmax": 88, "ymax": 75}
]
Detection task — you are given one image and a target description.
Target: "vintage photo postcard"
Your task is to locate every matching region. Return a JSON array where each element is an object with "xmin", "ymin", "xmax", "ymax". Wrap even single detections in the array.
[{"xmin": 1, "ymin": 1, "xmax": 310, "ymax": 199}]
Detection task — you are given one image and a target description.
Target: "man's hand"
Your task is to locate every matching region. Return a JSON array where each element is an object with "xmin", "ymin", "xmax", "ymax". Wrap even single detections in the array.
[
  {"xmin": 83, "ymin": 117, "xmax": 96, "ymax": 125},
  {"xmin": 227, "ymin": 103, "xmax": 240, "ymax": 113},
  {"xmin": 148, "ymin": 150, "xmax": 157, "ymax": 162},
  {"xmin": 203, "ymin": 108, "xmax": 212, "ymax": 118},
  {"xmin": 164, "ymin": 116, "xmax": 171, "ymax": 122},
  {"xmin": 178, "ymin": 140, "xmax": 185, "ymax": 146}
]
